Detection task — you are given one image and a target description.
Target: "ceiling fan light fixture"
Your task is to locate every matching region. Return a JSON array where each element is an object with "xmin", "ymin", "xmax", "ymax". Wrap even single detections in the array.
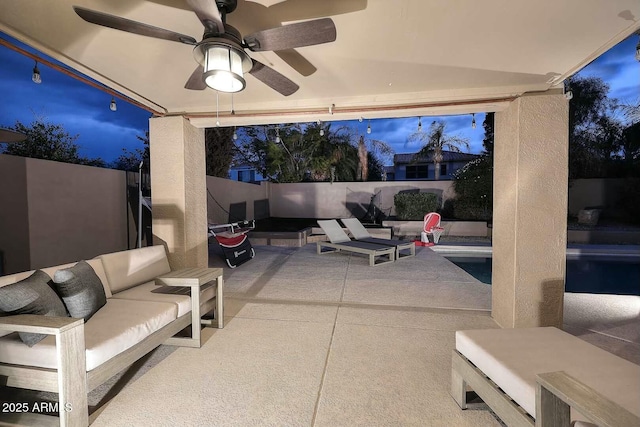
[{"xmin": 202, "ymin": 44, "xmax": 247, "ymax": 93}]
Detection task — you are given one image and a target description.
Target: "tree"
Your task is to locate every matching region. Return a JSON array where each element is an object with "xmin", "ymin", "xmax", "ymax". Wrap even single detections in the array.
[
  {"xmin": 234, "ymin": 123, "xmax": 392, "ymax": 183},
  {"xmin": 407, "ymin": 120, "xmax": 470, "ymax": 180},
  {"xmin": 482, "ymin": 112, "xmax": 495, "ymax": 156},
  {"xmin": 2, "ymin": 118, "xmax": 105, "ymax": 167},
  {"xmin": 112, "ymin": 131, "xmax": 149, "ymax": 171},
  {"xmin": 567, "ymin": 76, "xmax": 619, "ymax": 178},
  {"xmin": 205, "ymin": 127, "xmax": 235, "ymax": 177},
  {"xmin": 449, "ymin": 114, "xmax": 494, "ymax": 221}
]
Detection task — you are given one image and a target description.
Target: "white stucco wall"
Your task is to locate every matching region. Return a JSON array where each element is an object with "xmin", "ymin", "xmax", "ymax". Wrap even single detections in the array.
[{"xmin": 206, "ymin": 176, "xmax": 268, "ymax": 224}]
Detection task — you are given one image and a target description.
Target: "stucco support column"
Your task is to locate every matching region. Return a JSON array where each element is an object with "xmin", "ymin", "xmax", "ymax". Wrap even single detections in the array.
[
  {"xmin": 149, "ymin": 116, "xmax": 208, "ymax": 269},
  {"xmin": 492, "ymin": 90, "xmax": 568, "ymax": 328}
]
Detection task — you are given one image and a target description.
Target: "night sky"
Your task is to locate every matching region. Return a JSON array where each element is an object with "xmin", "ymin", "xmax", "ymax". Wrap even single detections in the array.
[{"xmin": 1, "ymin": 31, "xmax": 638, "ymax": 165}]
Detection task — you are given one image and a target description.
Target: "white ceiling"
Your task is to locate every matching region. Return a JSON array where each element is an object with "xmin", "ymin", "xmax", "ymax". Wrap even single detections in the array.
[{"xmin": 1, "ymin": 0, "xmax": 639, "ymax": 127}]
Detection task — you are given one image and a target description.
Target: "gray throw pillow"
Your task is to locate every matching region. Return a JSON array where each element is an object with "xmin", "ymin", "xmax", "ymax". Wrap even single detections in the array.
[
  {"xmin": 53, "ymin": 260, "xmax": 107, "ymax": 322},
  {"xmin": 0, "ymin": 270, "xmax": 69, "ymax": 347}
]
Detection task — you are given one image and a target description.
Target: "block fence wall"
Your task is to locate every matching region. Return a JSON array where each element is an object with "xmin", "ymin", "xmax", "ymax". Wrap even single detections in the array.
[{"xmin": 0, "ymin": 154, "xmax": 627, "ymax": 274}]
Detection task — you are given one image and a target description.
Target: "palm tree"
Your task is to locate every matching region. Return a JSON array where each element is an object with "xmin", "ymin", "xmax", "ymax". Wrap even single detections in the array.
[{"xmin": 408, "ymin": 120, "xmax": 470, "ymax": 180}]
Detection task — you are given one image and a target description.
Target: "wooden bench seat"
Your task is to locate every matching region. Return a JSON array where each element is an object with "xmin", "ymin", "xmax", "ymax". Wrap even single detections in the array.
[{"xmin": 451, "ymin": 327, "xmax": 640, "ymax": 426}]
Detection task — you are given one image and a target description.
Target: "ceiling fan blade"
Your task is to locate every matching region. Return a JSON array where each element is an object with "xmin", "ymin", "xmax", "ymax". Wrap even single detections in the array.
[
  {"xmin": 186, "ymin": 0, "xmax": 224, "ymax": 33},
  {"xmin": 249, "ymin": 60, "xmax": 299, "ymax": 96},
  {"xmin": 244, "ymin": 18, "xmax": 336, "ymax": 52},
  {"xmin": 73, "ymin": 6, "xmax": 197, "ymax": 45},
  {"xmin": 274, "ymin": 49, "xmax": 317, "ymax": 77},
  {"xmin": 185, "ymin": 66, "xmax": 207, "ymax": 90}
]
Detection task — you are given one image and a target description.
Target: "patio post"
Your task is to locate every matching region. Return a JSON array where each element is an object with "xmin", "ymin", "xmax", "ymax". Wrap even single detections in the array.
[
  {"xmin": 149, "ymin": 116, "xmax": 208, "ymax": 269},
  {"xmin": 492, "ymin": 89, "xmax": 569, "ymax": 328}
]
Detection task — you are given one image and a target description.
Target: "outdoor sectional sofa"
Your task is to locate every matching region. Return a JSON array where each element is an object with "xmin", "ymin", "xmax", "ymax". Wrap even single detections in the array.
[
  {"xmin": 451, "ymin": 327, "xmax": 640, "ymax": 427},
  {"xmin": 0, "ymin": 245, "xmax": 223, "ymax": 426}
]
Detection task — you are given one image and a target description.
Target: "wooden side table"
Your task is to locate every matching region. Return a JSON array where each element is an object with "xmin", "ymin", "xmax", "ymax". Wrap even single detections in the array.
[{"xmin": 155, "ymin": 267, "xmax": 223, "ymax": 348}]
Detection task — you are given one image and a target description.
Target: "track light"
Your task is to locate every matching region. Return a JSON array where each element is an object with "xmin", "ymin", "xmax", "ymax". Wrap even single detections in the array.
[
  {"xmin": 109, "ymin": 97, "xmax": 117, "ymax": 111},
  {"xmin": 417, "ymin": 116, "xmax": 422, "ymax": 132},
  {"xmin": 233, "ymin": 127, "xmax": 238, "ymax": 141},
  {"xmin": 367, "ymin": 120, "xmax": 371, "ymax": 134},
  {"xmin": 471, "ymin": 113, "xmax": 476, "ymax": 129},
  {"xmin": 32, "ymin": 61, "xmax": 41, "ymax": 84}
]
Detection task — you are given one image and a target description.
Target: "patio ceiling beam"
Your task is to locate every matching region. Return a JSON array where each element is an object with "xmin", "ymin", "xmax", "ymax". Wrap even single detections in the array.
[{"xmin": 185, "ymin": 95, "xmax": 518, "ymax": 128}]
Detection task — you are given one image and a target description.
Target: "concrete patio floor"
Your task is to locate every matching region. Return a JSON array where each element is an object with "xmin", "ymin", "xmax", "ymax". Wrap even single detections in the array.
[{"xmin": 88, "ymin": 243, "xmax": 639, "ymax": 426}]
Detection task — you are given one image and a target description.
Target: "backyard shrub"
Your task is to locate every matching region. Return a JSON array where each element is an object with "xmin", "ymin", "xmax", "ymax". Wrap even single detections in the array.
[
  {"xmin": 451, "ymin": 156, "xmax": 493, "ymax": 221},
  {"xmin": 616, "ymin": 178, "xmax": 640, "ymax": 225},
  {"xmin": 394, "ymin": 192, "xmax": 440, "ymax": 220}
]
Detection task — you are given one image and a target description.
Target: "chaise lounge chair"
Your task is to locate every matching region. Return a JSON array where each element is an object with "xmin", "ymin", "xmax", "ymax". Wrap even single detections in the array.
[
  {"xmin": 340, "ymin": 218, "xmax": 415, "ymax": 259},
  {"xmin": 317, "ymin": 220, "xmax": 395, "ymax": 266}
]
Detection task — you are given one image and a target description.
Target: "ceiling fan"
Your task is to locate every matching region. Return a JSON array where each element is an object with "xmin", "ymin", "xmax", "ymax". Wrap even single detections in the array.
[{"xmin": 73, "ymin": 0, "xmax": 337, "ymax": 96}]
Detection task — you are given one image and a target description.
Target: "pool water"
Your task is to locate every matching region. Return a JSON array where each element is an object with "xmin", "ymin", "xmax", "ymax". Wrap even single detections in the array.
[{"xmin": 445, "ymin": 255, "xmax": 640, "ymax": 295}]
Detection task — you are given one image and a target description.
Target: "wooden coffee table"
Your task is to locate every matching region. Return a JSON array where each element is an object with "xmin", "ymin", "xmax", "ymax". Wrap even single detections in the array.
[{"xmin": 155, "ymin": 267, "xmax": 223, "ymax": 348}]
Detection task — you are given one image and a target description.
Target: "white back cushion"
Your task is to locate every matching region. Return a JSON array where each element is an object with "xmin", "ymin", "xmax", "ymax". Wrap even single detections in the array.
[{"xmin": 99, "ymin": 246, "xmax": 171, "ymax": 294}]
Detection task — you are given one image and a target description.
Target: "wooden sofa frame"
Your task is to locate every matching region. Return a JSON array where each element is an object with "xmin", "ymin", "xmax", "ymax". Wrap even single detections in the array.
[
  {"xmin": 0, "ymin": 297, "xmax": 218, "ymax": 426},
  {"xmin": 451, "ymin": 350, "xmax": 640, "ymax": 427}
]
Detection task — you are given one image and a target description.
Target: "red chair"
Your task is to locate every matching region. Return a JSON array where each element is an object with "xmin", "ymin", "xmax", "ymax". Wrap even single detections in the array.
[{"xmin": 421, "ymin": 212, "xmax": 445, "ymax": 246}]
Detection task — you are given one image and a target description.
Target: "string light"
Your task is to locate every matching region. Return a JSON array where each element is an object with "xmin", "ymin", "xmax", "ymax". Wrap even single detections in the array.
[
  {"xmin": 359, "ymin": 117, "xmax": 363, "ymax": 122},
  {"xmin": 417, "ymin": 116, "xmax": 422, "ymax": 132},
  {"xmin": 109, "ymin": 97, "xmax": 117, "ymax": 111},
  {"xmin": 471, "ymin": 113, "xmax": 476, "ymax": 129},
  {"xmin": 367, "ymin": 120, "xmax": 371, "ymax": 134},
  {"xmin": 32, "ymin": 61, "xmax": 41, "ymax": 84},
  {"xmin": 215, "ymin": 91, "xmax": 220, "ymax": 126},
  {"xmin": 275, "ymin": 127, "xmax": 281, "ymax": 143},
  {"xmin": 233, "ymin": 126, "xmax": 238, "ymax": 140}
]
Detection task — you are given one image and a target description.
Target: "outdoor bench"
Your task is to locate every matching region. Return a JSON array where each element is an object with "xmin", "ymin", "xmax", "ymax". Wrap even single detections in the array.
[{"xmin": 451, "ymin": 326, "xmax": 640, "ymax": 427}]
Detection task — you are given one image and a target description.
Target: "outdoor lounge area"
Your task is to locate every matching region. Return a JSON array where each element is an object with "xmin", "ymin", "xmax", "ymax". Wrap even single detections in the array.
[
  {"xmin": 1, "ymin": 1, "xmax": 640, "ymax": 425},
  {"xmin": 3, "ymin": 243, "xmax": 636, "ymax": 426}
]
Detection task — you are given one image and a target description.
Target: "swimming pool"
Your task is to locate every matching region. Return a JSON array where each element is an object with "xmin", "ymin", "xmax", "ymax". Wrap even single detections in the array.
[{"xmin": 445, "ymin": 254, "xmax": 640, "ymax": 295}]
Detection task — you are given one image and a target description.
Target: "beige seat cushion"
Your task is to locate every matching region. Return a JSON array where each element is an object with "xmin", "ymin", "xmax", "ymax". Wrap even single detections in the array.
[
  {"xmin": 456, "ymin": 327, "xmax": 640, "ymax": 420},
  {"xmin": 111, "ymin": 280, "xmax": 216, "ymax": 318},
  {"xmin": 0, "ymin": 298, "xmax": 177, "ymax": 371}
]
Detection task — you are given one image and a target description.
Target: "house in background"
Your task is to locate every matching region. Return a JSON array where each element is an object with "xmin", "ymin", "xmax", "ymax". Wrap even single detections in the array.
[
  {"xmin": 228, "ymin": 163, "xmax": 264, "ymax": 183},
  {"xmin": 392, "ymin": 151, "xmax": 480, "ymax": 180}
]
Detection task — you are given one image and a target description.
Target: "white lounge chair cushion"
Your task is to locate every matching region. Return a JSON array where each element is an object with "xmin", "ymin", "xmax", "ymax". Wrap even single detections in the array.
[
  {"xmin": 111, "ymin": 280, "xmax": 216, "ymax": 318},
  {"xmin": 456, "ymin": 327, "xmax": 640, "ymax": 421},
  {"xmin": 317, "ymin": 220, "xmax": 351, "ymax": 243},
  {"xmin": 99, "ymin": 245, "xmax": 171, "ymax": 294},
  {"xmin": 0, "ymin": 298, "xmax": 177, "ymax": 371}
]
